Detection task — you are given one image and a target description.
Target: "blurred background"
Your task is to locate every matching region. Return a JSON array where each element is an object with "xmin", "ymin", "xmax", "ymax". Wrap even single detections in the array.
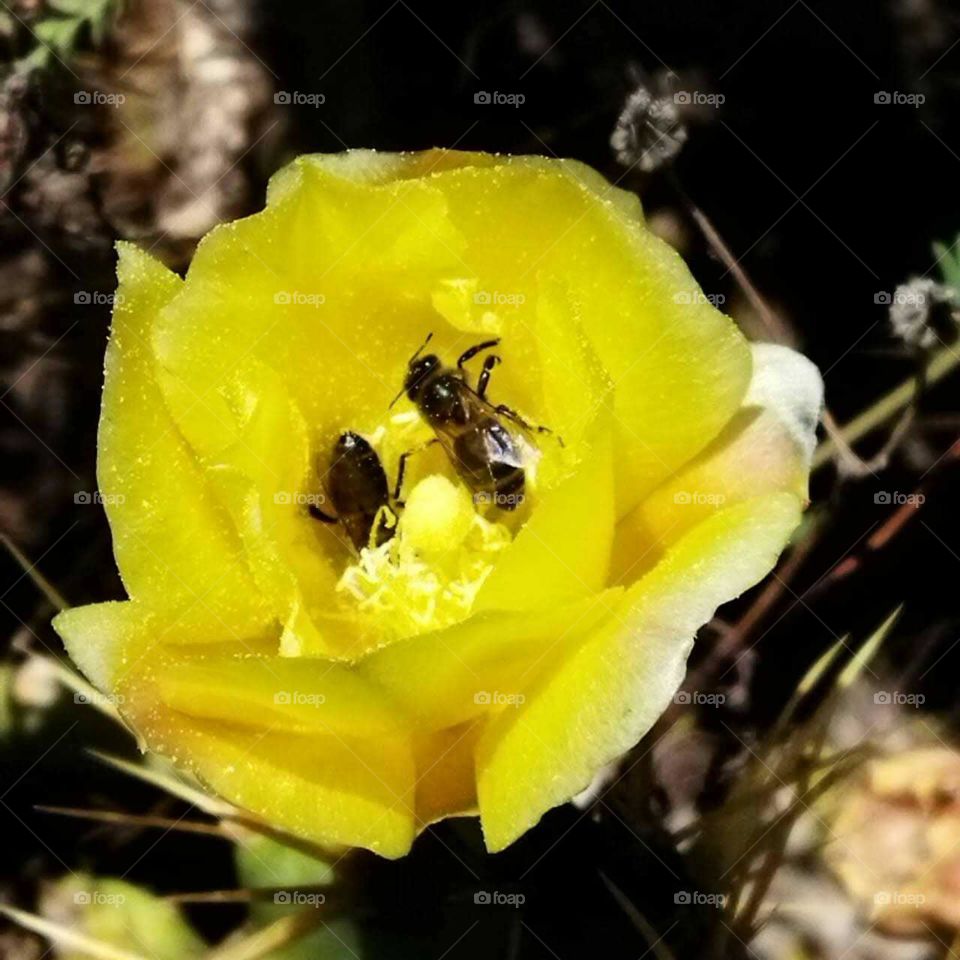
[{"xmin": 2, "ymin": 1, "xmax": 960, "ymax": 957}]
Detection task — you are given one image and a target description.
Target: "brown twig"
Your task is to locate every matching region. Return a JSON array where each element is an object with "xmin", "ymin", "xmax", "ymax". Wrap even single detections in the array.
[
  {"xmin": 673, "ymin": 182, "xmax": 926, "ymax": 479},
  {"xmin": 35, "ymin": 804, "xmax": 228, "ymax": 838},
  {"xmin": 811, "ymin": 438, "xmax": 960, "ymax": 593}
]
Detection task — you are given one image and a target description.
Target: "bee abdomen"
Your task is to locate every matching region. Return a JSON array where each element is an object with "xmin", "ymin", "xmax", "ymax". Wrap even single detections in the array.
[{"xmin": 492, "ymin": 466, "xmax": 525, "ymax": 510}]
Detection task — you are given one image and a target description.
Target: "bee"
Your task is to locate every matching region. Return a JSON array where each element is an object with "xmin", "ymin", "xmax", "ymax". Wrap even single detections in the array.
[
  {"xmin": 392, "ymin": 334, "xmax": 550, "ymax": 511},
  {"xmin": 310, "ymin": 431, "xmax": 396, "ymax": 551}
]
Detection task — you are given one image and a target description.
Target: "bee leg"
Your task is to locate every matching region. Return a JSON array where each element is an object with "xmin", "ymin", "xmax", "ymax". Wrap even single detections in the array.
[
  {"xmin": 308, "ymin": 504, "xmax": 338, "ymax": 523},
  {"xmin": 393, "ymin": 454, "xmax": 409, "ymax": 504},
  {"xmin": 457, "ymin": 338, "xmax": 501, "ymax": 369},
  {"xmin": 373, "ymin": 507, "xmax": 398, "ymax": 547},
  {"xmin": 393, "ymin": 439, "xmax": 440, "ymax": 503},
  {"xmin": 494, "ymin": 404, "xmax": 550, "ymax": 435},
  {"xmin": 476, "ymin": 354, "xmax": 502, "ymax": 399},
  {"xmin": 496, "ymin": 404, "xmax": 565, "ymax": 447}
]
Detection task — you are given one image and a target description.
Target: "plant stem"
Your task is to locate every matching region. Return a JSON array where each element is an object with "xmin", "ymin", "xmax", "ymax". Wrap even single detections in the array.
[{"xmin": 813, "ymin": 343, "xmax": 960, "ymax": 471}]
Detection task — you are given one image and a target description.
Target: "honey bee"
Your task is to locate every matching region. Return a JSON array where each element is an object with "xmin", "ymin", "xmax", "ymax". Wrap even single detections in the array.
[
  {"xmin": 393, "ymin": 334, "xmax": 550, "ymax": 511},
  {"xmin": 310, "ymin": 431, "xmax": 396, "ymax": 551}
]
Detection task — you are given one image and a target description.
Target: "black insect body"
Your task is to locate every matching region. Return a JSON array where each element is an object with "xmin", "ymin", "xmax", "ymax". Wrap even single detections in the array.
[
  {"xmin": 311, "ymin": 431, "xmax": 395, "ymax": 551},
  {"xmin": 396, "ymin": 335, "xmax": 544, "ymax": 511}
]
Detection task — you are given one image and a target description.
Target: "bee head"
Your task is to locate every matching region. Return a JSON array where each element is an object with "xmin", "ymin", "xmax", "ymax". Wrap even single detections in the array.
[
  {"xmin": 335, "ymin": 431, "xmax": 366, "ymax": 456},
  {"xmin": 404, "ymin": 354, "xmax": 440, "ymax": 402}
]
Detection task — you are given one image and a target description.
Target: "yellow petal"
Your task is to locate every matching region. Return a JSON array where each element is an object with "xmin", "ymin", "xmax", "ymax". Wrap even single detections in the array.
[
  {"xmin": 473, "ymin": 407, "xmax": 615, "ymax": 612},
  {"xmin": 155, "ymin": 654, "xmax": 407, "ymax": 738},
  {"xmin": 476, "ymin": 492, "xmax": 803, "ymax": 851},
  {"xmin": 532, "ymin": 278, "xmax": 614, "ymax": 469},
  {"xmin": 260, "ymin": 151, "xmax": 752, "ymax": 512},
  {"xmin": 147, "ymin": 715, "xmax": 415, "ymax": 858},
  {"xmin": 98, "ymin": 244, "xmax": 269, "ymax": 634},
  {"xmin": 263, "ymin": 148, "xmax": 504, "ymax": 203},
  {"xmin": 371, "ymin": 153, "xmax": 752, "ymax": 512},
  {"xmin": 362, "ymin": 590, "xmax": 621, "ymax": 730},
  {"xmin": 268, "ymin": 149, "xmax": 643, "ymax": 241},
  {"xmin": 53, "ymin": 600, "xmax": 278, "ymax": 691},
  {"xmin": 53, "ymin": 600, "xmax": 144, "ymax": 690},
  {"xmin": 56, "ymin": 601, "xmax": 415, "ymax": 856},
  {"xmin": 611, "ymin": 343, "xmax": 822, "ymax": 583},
  {"xmin": 199, "ymin": 362, "xmax": 364, "ymax": 657},
  {"xmin": 413, "ymin": 721, "xmax": 483, "ymax": 827},
  {"xmin": 63, "ymin": 151, "xmax": 820, "ymax": 860},
  {"xmin": 151, "ymin": 159, "xmax": 467, "ymax": 462}
]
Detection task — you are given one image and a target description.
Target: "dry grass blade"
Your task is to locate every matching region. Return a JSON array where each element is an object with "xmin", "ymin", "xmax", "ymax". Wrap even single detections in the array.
[
  {"xmin": 168, "ymin": 885, "xmax": 335, "ymax": 905},
  {"xmin": 837, "ymin": 607, "xmax": 901, "ymax": 690},
  {"xmin": 812, "ymin": 344, "xmax": 960, "ymax": 471},
  {"xmin": 203, "ymin": 909, "xmax": 329, "ymax": 960},
  {"xmin": 88, "ymin": 750, "xmax": 237, "ymax": 817},
  {"xmin": 711, "ymin": 609, "xmax": 901, "ymax": 955},
  {"xmin": 763, "ymin": 632, "xmax": 849, "ymax": 749},
  {"xmin": 21, "ymin": 648, "xmax": 127, "ymax": 726},
  {"xmin": 761, "ymin": 606, "xmax": 899, "ymax": 757},
  {"xmin": 673, "ymin": 743, "xmax": 872, "ymax": 844},
  {"xmin": 88, "ymin": 751, "xmax": 346, "ymax": 862},
  {"xmin": 599, "ymin": 872, "xmax": 677, "ymax": 960},
  {"xmin": 0, "ymin": 903, "xmax": 150, "ymax": 960},
  {"xmin": 728, "ymin": 730, "xmax": 826, "ymax": 940},
  {"xmin": 0, "ymin": 532, "xmax": 70, "ymax": 611},
  {"xmin": 35, "ymin": 803, "xmax": 230, "ymax": 838}
]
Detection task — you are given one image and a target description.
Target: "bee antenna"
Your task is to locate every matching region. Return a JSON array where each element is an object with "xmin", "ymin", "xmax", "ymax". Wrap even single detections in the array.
[
  {"xmin": 410, "ymin": 331, "xmax": 433, "ymax": 364},
  {"xmin": 389, "ymin": 332, "xmax": 434, "ymax": 409}
]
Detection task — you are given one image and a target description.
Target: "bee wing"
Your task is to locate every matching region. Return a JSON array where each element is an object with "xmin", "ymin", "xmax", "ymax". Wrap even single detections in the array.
[
  {"xmin": 466, "ymin": 390, "xmax": 531, "ymax": 469},
  {"xmin": 430, "ymin": 422, "xmax": 486, "ymax": 484},
  {"xmin": 478, "ymin": 420, "xmax": 526, "ymax": 469},
  {"xmin": 426, "ymin": 386, "xmax": 531, "ymax": 489},
  {"xmin": 445, "ymin": 419, "xmax": 526, "ymax": 494}
]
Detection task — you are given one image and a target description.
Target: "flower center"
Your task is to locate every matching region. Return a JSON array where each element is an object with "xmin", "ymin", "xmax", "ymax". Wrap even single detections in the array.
[
  {"xmin": 336, "ymin": 476, "xmax": 511, "ymax": 643},
  {"xmin": 330, "ymin": 412, "xmax": 537, "ymax": 644}
]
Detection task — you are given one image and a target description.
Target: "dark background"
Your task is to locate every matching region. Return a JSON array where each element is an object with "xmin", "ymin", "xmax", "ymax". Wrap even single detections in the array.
[{"xmin": 2, "ymin": 2, "xmax": 959, "ymax": 957}]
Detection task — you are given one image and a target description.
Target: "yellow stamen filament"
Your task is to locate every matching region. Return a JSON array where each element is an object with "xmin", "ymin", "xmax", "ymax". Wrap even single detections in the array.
[{"xmin": 336, "ymin": 474, "xmax": 512, "ymax": 643}]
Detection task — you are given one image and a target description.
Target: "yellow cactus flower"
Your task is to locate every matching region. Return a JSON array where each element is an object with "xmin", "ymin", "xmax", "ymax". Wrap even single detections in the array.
[{"xmin": 53, "ymin": 150, "xmax": 822, "ymax": 859}]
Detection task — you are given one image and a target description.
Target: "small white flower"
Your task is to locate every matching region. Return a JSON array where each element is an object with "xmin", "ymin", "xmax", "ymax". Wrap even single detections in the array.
[{"xmin": 889, "ymin": 277, "xmax": 957, "ymax": 349}]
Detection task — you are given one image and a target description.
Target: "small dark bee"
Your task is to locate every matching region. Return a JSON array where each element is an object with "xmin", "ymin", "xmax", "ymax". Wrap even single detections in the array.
[
  {"xmin": 310, "ymin": 431, "xmax": 395, "ymax": 551},
  {"xmin": 392, "ymin": 334, "xmax": 550, "ymax": 511}
]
